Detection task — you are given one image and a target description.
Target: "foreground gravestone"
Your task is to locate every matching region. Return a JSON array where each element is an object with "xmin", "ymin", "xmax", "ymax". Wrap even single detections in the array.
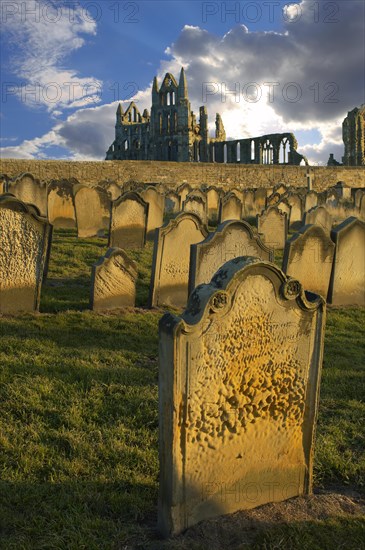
[
  {"xmin": 109, "ymin": 192, "xmax": 148, "ymax": 249},
  {"xmin": 0, "ymin": 195, "xmax": 52, "ymax": 313},
  {"xmin": 158, "ymin": 256, "xmax": 326, "ymax": 537},
  {"xmin": 282, "ymin": 225, "xmax": 335, "ymax": 300},
  {"xmin": 257, "ymin": 206, "xmax": 288, "ymax": 250},
  {"xmin": 90, "ymin": 248, "xmax": 137, "ymax": 310},
  {"xmin": 189, "ymin": 220, "xmax": 273, "ymax": 293},
  {"xmin": 8, "ymin": 172, "xmax": 47, "ymax": 217},
  {"xmin": 328, "ymin": 217, "xmax": 365, "ymax": 305},
  {"xmin": 149, "ymin": 212, "xmax": 208, "ymax": 308}
]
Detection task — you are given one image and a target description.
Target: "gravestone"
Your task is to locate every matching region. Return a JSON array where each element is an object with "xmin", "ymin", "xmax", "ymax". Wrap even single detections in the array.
[
  {"xmin": 304, "ymin": 191, "xmax": 318, "ymax": 212},
  {"xmin": 253, "ymin": 188, "xmax": 267, "ymax": 215},
  {"xmin": 109, "ymin": 192, "xmax": 148, "ymax": 249},
  {"xmin": 303, "ymin": 206, "xmax": 333, "ymax": 233},
  {"xmin": 74, "ymin": 185, "xmax": 106, "ymax": 238},
  {"xmin": 90, "ymin": 248, "xmax": 137, "ymax": 310},
  {"xmin": 93, "ymin": 185, "xmax": 112, "ymax": 230},
  {"xmin": 165, "ymin": 191, "xmax": 181, "ymax": 214},
  {"xmin": 273, "ymin": 182, "xmax": 288, "ymax": 196},
  {"xmin": 328, "ymin": 217, "xmax": 365, "ymax": 305},
  {"xmin": 359, "ymin": 195, "xmax": 365, "ymax": 221},
  {"xmin": 158, "ymin": 256, "xmax": 326, "ymax": 536},
  {"xmin": 0, "ymin": 195, "xmax": 52, "ymax": 313},
  {"xmin": 354, "ymin": 189, "xmax": 365, "ymax": 209},
  {"xmin": 266, "ymin": 192, "xmax": 281, "ymax": 207},
  {"xmin": 8, "ymin": 172, "xmax": 47, "ymax": 216},
  {"xmin": 141, "ymin": 186, "xmax": 165, "ymax": 239},
  {"xmin": 177, "ymin": 182, "xmax": 192, "ymax": 204},
  {"xmin": 257, "ymin": 206, "xmax": 288, "ymax": 250},
  {"xmin": 47, "ymin": 179, "xmax": 76, "ymax": 228},
  {"xmin": 219, "ymin": 192, "xmax": 242, "ymax": 223},
  {"xmin": 183, "ymin": 194, "xmax": 207, "ymax": 224},
  {"xmin": 242, "ymin": 190, "xmax": 255, "ymax": 217},
  {"xmin": 149, "ymin": 212, "xmax": 208, "ymax": 308},
  {"xmin": 282, "ymin": 225, "xmax": 335, "ymax": 300},
  {"xmin": 189, "ymin": 220, "xmax": 273, "ymax": 293},
  {"xmin": 277, "ymin": 199, "xmax": 291, "ymax": 220},
  {"xmin": 287, "ymin": 193, "xmax": 303, "ymax": 226},
  {"xmin": 206, "ymin": 186, "xmax": 221, "ymax": 223}
]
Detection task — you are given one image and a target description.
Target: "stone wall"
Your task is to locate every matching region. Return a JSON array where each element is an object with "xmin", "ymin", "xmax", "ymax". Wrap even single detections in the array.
[{"xmin": 1, "ymin": 159, "xmax": 364, "ymax": 191}]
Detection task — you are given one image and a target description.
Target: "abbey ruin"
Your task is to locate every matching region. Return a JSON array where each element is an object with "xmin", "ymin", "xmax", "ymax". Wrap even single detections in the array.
[{"xmin": 106, "ymin": 68, "xmax": 306, "ymax": 165}]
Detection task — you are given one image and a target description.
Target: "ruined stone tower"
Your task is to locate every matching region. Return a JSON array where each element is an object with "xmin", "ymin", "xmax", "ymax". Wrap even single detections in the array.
[
  {"xmin": 342, "ymin": 105, "xmax": 365, "ymax": 166},
  {"xmin": 106, "ymin": 68, "xmax": 225, "ymax": 162}
]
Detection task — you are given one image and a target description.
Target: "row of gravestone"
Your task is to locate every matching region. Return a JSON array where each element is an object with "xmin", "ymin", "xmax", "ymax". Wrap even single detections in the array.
[
  {"xmin": 1, "ymin": 192, "xmax": 364, "ymax": 314},
  {"xmin": 2, "ymin": 173, "xmax": 364, "ymax": 238}
]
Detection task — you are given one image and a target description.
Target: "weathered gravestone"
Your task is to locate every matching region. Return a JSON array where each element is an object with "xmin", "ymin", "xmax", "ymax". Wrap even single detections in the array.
[
  {"xmin": 74, "ymin": 185, "xmax": 106, "ymax": 238},
  {"xmin": 158, "ymin": 256, "xmax": 326, "ymax": 536},
  {"xmin": 177, "ymin": 182, "xmax": 192, "ymax": 204},
  {"xmin": 287, "ymin": 193, "xmax": 303, "ymax": 226},
  {"xmin": 149, "ymin": 212, "xmax": 208, "ymax": 308},
  {"xmin": 206, "ymin": 186, "xmax": 221, "ymax": 223},
  {"xmin": 90, "ymin": 248, "xmax": 137, "ymax": 310},
  {"xmin": 141, "ymin": 186, "xmax": 165, "ymax": 239},
  {"xmin": 47, "ymin": 179, "xmax": 76, "ymax": 228},
  {"xmin": 282, "ymin": 225, "xmax": 335, "ymax": 300},
  {"xmin": 219, "ymin": 192, "xmax": 242, "ymax": 223},
  {"xmin": 183, "ymin": 194, "xmax": 207, "ymax": 224},
  {"xmin": 253, "ymin": 188, "xmax": 267, "ymax": 215},
  {"xmin": 165, "ymin": 191, "xmax": 181, "ymax": 214},
  {"xmin": 242, "ymin": 190, "xmax": 255, "ymax": 218},
  {"xmin": 8, "ymin": 173, "xmax": 47, "ymax": 217},
  {"xmin": 109, "ymin": 192, "xmax": 148, "ymax": 249},
  {"xmin": 304, "ymin": 191, "xmax": 318, "ymax": 213},
  {"xmin": 257, "ymin": 206, "xmax": 288, "ymax": 250},
  {"xmin": 0, "ymin": 195, "xmax": 52, "ymax": 313},
  {"xmin": 328, "ymin": 217, "xmax": 365, "ymax": 306},
  {"xmin": 303, "ymin": 206, "xmax": 333, "ymax": 233},
  {"xmin": 189, "ymin": 220, "xmax": 273, "ymax": 293},
  {"xmin": 277, "ymin": 199, "xmax": 292, "ymax": 220}
]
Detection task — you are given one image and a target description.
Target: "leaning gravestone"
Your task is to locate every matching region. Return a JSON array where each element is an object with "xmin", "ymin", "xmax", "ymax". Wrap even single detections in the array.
[
  {"xmin": 141, "ymin": 186, "xmax": 165, "ymax": 239},
  {"xmin": 8, "ymin": 172, "xmax": 47, "ymax": 216},
  {"xmin": 74, "ymin": 185, "xmax": 106, "ymax": 238},
  {"xmin": 149, "ymin": 212, "xmax": 208, "ymax": 308},
  {"xmin": 303, "ymin": 206, "xmax": 333, "ymax": 233},
  {"xmin": 158, "ymin": 256, "xmax": 326, "ymax": 536},
  {"xmin": 219, "ymin": 192, "xmax": 242, "ymax": 223},
  {"xmin": 0, "ymin": 195, "xmax": 52, "ymax": 313},
  {"xmin": 282, "ymin": 225, "xmax": 335, "ymax": 300},
  {"xmin": 257, "ymin": 206, "xmax": 288, "ymax": 250},
  {"xmin": 177, "ymin": 182, "xmax": 192, "ymax": 204},
  {"xmin": 189, "ymin": 220, "xmax": 273, "ymax": 293},
  {"xmin": 90, "ymin": 248, "xmax": 137, "ymax": 310},
  {"xmin": 109, "ymin": 192, "xmax": 148, "ymax": 249},
  {"xmin": 328, "ymin": 217, "xmax": 365, "ymax": 306}
]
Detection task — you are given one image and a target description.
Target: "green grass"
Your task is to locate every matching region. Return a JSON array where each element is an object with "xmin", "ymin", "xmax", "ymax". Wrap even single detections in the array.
[{"xmin": 0, "ymin": 230, "xmax": 364, "ymax": 549}]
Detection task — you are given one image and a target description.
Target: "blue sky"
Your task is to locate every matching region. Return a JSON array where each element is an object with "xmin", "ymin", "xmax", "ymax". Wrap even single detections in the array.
[{"xmin": 1, "ymin": 0, "xmax": 364, "ymax": 164}]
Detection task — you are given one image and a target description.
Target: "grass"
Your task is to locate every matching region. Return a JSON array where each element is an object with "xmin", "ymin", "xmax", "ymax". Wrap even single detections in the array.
[{"xmin": 0, "ymin": 228, "xmax": 364, "ymax": 549}]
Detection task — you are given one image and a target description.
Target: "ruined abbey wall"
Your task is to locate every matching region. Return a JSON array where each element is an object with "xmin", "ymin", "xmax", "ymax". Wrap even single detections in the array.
[{"xmin": 1, "ymin": 159, "xmax": 364, "ymax": 191}]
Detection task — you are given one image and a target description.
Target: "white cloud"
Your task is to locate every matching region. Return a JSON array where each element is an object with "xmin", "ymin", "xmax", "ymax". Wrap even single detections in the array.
[
  {"xmin": 1, "ymin": 0, "xmax": 362, "ymax": 165},
  {"xmin": 1, "ymin": 0, "xmax": 102, "ymax": 111}
]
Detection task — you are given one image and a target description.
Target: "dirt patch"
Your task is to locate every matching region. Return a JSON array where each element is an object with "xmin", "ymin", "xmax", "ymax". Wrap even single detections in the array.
[{"xmin": 141, "ymin": 492, "xmax": 365, "ymax": 550}]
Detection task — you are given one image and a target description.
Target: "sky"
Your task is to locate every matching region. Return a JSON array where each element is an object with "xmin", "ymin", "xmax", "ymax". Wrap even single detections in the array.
[{"xmin": 1, "ymin": 0, "xmax": 364, "ymax": 165}]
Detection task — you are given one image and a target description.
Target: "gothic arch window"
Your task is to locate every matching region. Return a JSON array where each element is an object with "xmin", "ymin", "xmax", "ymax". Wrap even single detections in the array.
[
  {"xmin": 279, "ymin": 137, "xmax": 289, "ymax": 163},
  {"xmin": 174, "ymin": 111, "xmax": 178, "ymax": 131},
  {"xmin": 251, "ymin": 140, "xmax": 255, "ymax": 161},
  {"xmin": 236, "ymin": 142, "xmax": 241, "ymax": 162},
  {"xmin": 263, "ymin": 139, "xmax": 273, "ymax": 164},
  {"xmin": 167, "ymin": 113, "xmax": 170, "ymax": 133},
  {"xmin": 224, "ymin": 143, "xmax": 228, "ymax": 163},
  {"xmin": 171, "ymin": 91, "xmax": 176, "ymax": 105},
  {"xmin": 132, "ymin": 106, "xmax": 137, "ymax": 122},
  {"xmin": 128, "ymin": 112, "xmax": 132, "ymax": 122},
  {"xmin": 124, "ymin": 139, "xmax": 129, "ymax": 151},
  {"xmin": 159, "ymin": 113, "xmax": 162, "ymax": 134},
  {"xmin": 166, "ymin": 93, "xmax": 171, "ymax": 106}
]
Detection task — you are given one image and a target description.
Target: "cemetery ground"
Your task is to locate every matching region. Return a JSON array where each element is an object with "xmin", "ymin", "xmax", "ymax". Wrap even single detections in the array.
[{"xmin": 0, "ymin": 229, "xmax": 364, "ymax": 549}]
